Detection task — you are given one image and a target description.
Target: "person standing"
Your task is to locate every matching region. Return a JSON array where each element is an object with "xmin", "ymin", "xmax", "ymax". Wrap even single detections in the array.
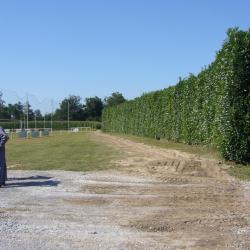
[{"xmin": 0, "ymin": 127, "xmax": 9, "ymax": 187}]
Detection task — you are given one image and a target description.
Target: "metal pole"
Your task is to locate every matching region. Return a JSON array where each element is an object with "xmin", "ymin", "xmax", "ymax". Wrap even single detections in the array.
[
  {"xmin": 26, "ymin": 95, "xmax": 29, "ymax": 130},
  {"xmin": 35, "ymin": 114, "xmax": 37, "ymax": 129},
  {"xmin": 44, "ymin": 116, "xmax": 45, "ymax": 129},
  {"xmin": 68, "ymin": 101, "xmax": 70, "ymax": 131},
  {"xmin": 51, "ymin": 100, "xmax": 53, "ymax": 135}
]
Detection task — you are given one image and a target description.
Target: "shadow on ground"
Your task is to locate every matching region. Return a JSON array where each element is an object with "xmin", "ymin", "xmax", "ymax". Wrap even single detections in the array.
[
  {"xmin": 5, "ymin": 175, "xmax": 60, "ymax": 188},
  {"xmin": 8, "ymin": 175, "xmax": 52, "ymax": 181}
]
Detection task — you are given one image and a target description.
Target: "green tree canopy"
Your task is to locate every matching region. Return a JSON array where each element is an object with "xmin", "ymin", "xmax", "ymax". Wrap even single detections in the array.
[
  {"xmin": 85, "ymin": 96, "xmax": 104, "ymax": 121},
  {"xmin": 34, "ymin": 109, "xmax": 43, "ymax": 120},
  {"xmin": 104, "ymin": 92, "xmax": 126, "ymax": 107},
  {"xmin": 0, "ymin": 92, "xmax": 4, "ymax": 108},
  {"xmin": 7, "ymin": 102, "xmax": 24, "ymax": 120},
  {"xmin": 54, "ymin": 95, "xmax": 85, "ymax": 120}
]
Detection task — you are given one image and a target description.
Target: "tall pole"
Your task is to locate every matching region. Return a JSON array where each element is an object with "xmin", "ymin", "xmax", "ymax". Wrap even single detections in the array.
[
  {"xmin": 68, "ymin": 101, "xmax": 70, "ymax": 131},
  {"xmin": 51, "ymin": 99, "xmax": 53, "ymax": 134},
  {"xmin": 26, "ymin": 95, "xmax": 29, "ymax": 130},
  {"xmin": 35, "ymin": 114, "xmax": 37, "ymax": 129},
  {"xmin": 44, "ymin": 116, "xmax": 46, "ymax": 129}
]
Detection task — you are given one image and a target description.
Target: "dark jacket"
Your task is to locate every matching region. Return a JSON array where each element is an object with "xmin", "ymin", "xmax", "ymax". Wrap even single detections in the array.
[{"xmin": 0, "ymin": 127, "xmax": 9, "ymax": 185}]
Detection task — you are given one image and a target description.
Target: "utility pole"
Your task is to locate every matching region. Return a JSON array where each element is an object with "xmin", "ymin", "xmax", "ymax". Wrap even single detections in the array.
[
  {"xmin": 68, "ymin": 101, "xmax": 70, "ymax": 131},
  {"xmin": 26, "ymin": 95, "xmax": 29, "ymax": 130},
  {"xmin": 51, "ymin": 99, "xmax": 53, "ymax": 134}
]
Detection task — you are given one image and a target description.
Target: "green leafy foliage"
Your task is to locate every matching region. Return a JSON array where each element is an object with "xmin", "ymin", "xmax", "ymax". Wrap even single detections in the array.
[
  {"xmin": 104, "ymin": 92, "xmax": 127, "ymax": 107},
  {"xmin": 54, "ymin": 95, "xmax": 85, "ymax": 120},
  {"xmin": 102, "ymin": 28, "xmax": 250, "ymax": 163},
  {"xmin": 84, "ymin": 96, "xmax": 104, "ymax": 121}
]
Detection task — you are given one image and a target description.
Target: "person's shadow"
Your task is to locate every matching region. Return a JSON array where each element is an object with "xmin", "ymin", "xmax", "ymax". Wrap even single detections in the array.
[
  {"xmin": 5, "ymin": 175, "xmax": 60, "ymax": 188},
  {"xmin": 8, "ymin": 175, "xmax": 52, "ymax": 181}
]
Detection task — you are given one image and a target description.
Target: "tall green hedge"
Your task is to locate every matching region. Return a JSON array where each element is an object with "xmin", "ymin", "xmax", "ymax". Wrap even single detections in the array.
[
  {"xmin": 102, "ymin": 28, "xmax": 250, "ymax": 163},
  {"xmin": 0, "ymin": 120, "xmax": 101, "ymax": 130}
]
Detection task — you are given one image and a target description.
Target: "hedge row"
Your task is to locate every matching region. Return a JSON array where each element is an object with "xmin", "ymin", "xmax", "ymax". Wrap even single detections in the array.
[
  {"xmin": 0, "ymin": 120, "xmax": 102, "ymax": 130},
  {"xmin": 102, "ymin": 28, "xmax": 250, "ymax": 163}
]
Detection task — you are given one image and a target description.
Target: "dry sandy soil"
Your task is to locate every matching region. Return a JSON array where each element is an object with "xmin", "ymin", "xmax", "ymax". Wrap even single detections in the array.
[{"xmin": 1, "ymin": 132, "xmax": 250, "ymax": 249}]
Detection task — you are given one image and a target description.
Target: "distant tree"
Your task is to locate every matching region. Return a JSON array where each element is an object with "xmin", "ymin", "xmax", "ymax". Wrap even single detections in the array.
[
  {"xmin": 0, "ymin": 93, "xmax": 42, "ymax": 122},
  {"xmin": 0, "ymin": 107, "xmax": 9, "ymax": 119},
  {"xmin": 85, "ymin": 96, "xmax": 104, "ymax": 121},
  {"xmin": 0, "ymin": 92, "xmax": 9, "ymax": 119},
  {"xmin": 104, "ymin": 92, "xmax": 126, "ymax": 107},
  {"xmin": 34, "ymin": 109, "xmax": 43, "ymax": 120},
  {"xmin": 0, "ymin": 92, "xmax": 4, "ymax": 108},
  {"xmin": 23, "ymin": 102, "xmax": 35, "ymax": 120},
  {"xmin": 7, "ymin": 102, "xmax": 24, "ymax": 120},
  {"xmin": 54, "ymin": 95, "xmax": 85, "ymax": 120},
  {"xmin": 44, "ymin": 113, "xmax": 51, "ymax": 120}
]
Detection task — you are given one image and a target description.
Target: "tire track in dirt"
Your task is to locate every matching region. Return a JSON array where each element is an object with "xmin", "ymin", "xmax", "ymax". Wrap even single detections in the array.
[{"xmin": 94, "ymin": 132, "xmax": 232, "ymax": 181}]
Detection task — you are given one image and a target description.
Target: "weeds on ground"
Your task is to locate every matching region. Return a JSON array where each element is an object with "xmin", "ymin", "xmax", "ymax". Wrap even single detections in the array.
[
  {"xmin": 228, "ymin": 164, "xmax": 250, "ymax": 181},
  {"xmin": 108, "ymin": 132, "xmax": 222, "ymax": 160}
]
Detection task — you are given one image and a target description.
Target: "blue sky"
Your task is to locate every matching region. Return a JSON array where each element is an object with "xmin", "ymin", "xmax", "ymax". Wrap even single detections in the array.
[{"xmin": 0, "ymin": 0, "xmax": 249, "ymax": 109}]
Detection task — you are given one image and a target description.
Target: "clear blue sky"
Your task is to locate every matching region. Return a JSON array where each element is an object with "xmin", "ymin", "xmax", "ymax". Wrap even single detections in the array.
[{"xmin": 0, "ymin": 0, "xmax": 249, "ymax": 107}]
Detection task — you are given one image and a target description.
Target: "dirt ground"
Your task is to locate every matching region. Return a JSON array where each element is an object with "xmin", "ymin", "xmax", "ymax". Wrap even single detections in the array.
[{"xmin": 1, "ymin": 132, "xmax": 250, "ymax": 249}]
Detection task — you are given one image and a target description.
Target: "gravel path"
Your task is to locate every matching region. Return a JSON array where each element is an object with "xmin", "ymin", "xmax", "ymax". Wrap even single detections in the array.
[
  {"xmin": 1, "ymin": 133, "xmax": 250, "ymax": 249},
  {"xmin": 1, "ymin": 170, "xmax": 177, "ymax": 250}
]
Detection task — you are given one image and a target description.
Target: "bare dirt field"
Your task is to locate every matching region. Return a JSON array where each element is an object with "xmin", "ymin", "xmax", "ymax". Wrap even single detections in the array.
[{"xmin": 1, "ymin": 132, "xmax": 250, "ymax": 249}]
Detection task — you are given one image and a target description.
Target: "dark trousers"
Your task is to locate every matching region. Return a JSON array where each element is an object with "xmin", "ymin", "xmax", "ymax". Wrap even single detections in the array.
[{"xmin": 0, "ymin": 147, "xmax": 7, "ymax": 185}]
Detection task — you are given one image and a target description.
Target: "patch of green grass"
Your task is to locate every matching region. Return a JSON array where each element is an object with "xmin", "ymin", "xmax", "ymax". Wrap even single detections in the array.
[
  {"xmin": 108, "ymin": 132, "xmax": 222, "ymax": 160},
  {"xmin": 228, "ymin": 165, "xmax": 250, "ymax": 181},
  {"xmin": 6, "ymin": 132, "xmax": 122, "ymax": 171}
]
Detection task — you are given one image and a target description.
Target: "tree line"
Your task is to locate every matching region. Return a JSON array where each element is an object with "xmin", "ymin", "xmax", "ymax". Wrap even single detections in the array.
[{"xmin": 0, "ymin": 91, "xmax": 126, "ymax": 121}]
